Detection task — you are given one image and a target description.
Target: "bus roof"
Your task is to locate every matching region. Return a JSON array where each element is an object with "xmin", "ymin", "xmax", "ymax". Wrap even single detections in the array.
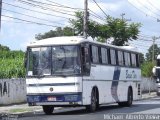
[{"xmin": 28, "ymin": 36, "xmax": 140, "ymax": 53}]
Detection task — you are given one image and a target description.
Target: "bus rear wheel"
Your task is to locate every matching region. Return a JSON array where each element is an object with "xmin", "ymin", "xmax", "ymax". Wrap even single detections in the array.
[
  {"xmin": 42, "ymin": 105, "xmax": 54, "ymax": 115},
  {"xmin": 118, "ymin": 88, "xmax": 133, "ymax": 107},
  {"xmin": 86, "ymin": 89, "xmax": 98, "ymax": 112}
]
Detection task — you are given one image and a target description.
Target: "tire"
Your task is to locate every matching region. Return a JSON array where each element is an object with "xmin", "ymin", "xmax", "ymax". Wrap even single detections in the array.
[
  {"xmin": 86, "ymin": 89, "xmax": 98, "ymax": 112},
  {"xmin": 126, "ymin": 88, "xmax": 133, "ymax": 107},
  {"xmin": 42, "ymin": 105, "xmax": 54, "ymax": 115},
  {"xmin": 118, "ymin": 88, "xmax": 133, "ymax": 107}
]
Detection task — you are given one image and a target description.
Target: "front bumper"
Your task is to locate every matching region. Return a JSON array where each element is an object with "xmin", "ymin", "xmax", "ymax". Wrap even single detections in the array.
[{"xmin": 27, "ymin": 92, "xmax": 82, "ymax": 106}]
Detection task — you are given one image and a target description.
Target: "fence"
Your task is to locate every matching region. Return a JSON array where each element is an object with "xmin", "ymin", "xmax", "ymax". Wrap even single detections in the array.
[
  {"xmin": 0, "ymin": 78, "xmax": 26, "ymax": 105},
  {"xmin": 141, "ymin": 77, "xmax": 157, "ymax": 93},
  {"xmin": 0, "ymin": 78, "xmax": 157, "ymax": 105}
]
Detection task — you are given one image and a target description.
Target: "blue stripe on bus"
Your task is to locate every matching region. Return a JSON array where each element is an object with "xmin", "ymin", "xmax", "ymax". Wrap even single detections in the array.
[{"xmin": 111, "ymin": 66, "xmax": 121, "ymax": 102}]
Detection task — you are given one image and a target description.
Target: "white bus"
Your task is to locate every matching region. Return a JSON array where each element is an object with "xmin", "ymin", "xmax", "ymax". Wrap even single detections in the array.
[{"xmin": 26, "ymin": 36, "xmax": 141, "ymax": 114}]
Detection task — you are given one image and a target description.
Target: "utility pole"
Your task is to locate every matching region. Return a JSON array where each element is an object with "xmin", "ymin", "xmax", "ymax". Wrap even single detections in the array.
[
  {"xmin": 0, "ymin": 0, "xmax": 2, "ymax": 31},
  {"xmin": 120, "ymin": 13, "xmax": 131, "ymax": 22},
  {"xmin": 83, "ymin": 0, "xmax": 88, "ymax": 39},
  {"xmin": 120, "ymin": 13, "xmax": 125, "ymax": 21},
  {"xmin": 152, "ymin": 36, "xmax": 156, "ymax": 63}
]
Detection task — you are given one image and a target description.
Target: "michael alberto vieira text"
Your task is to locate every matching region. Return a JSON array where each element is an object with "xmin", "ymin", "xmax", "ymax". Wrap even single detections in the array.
[{"xmin": 104, "ymin": 114, "xmax": 160, "ymax": 120}]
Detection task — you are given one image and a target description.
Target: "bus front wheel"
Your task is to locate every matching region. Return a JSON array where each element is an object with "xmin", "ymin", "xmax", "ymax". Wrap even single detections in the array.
[
  {"xmin": 86, "ymin": 89, "xmax": 98, "ymax": 112},
  {"xmin": 42, "ymin": 105, "xmax": 54, "ymax": 115}
]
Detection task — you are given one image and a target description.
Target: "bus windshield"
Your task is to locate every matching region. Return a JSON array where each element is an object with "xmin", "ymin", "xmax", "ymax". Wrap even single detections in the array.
[{"xmin": 27, "ymin": 45, "xmax": 81, "ymax": 76}]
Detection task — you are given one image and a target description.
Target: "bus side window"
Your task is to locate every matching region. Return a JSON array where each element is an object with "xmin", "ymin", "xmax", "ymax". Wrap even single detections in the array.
[
  {"xmin": 110, "ymin": 49, "xmax": 116, "ymax": 65},
  {"xmin": 81, "ymin": 45, "xmax": 90, "ymax": 75},
  {"xmin": 136, "ymin": 54, "xmax": 140, "ymax": 67}
]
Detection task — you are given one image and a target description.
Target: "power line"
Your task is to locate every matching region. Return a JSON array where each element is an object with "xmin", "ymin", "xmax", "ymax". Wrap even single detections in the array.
[
  {"xmin": 131, "ymin": 43, "xmax": 151, "ymax": 48},
  {"xmin": 147, "ymin": 0, "xmax": 160, "ymax": 13},
  {"xmin": 44, "ymin": 0, "xmax": 84, "ymax": 10},
  {"xmin": 19, "ymin": 0, "xmax": 77, "ymax": 13},
  {"xmin": 17, "ymin": 0, "xmax": 76, "ymax": 17},
  {"xmin": 139, "ymin": 34, "xmax": 153, "ymax": 38},
  {"xmin": 127, "ymin": 0, "xmax": 157, "ymax": 20},
  {"xmin": 2, "ymin": 20, "xmax": 34, "ymax": 24},
  {"xmin": 89, "ymin": 9, "xmax": 106, "ymax": 21},
  {"xmin": 138, "ymin": 38, "xmax": 152, "ymax": 41},
  {"xmin": 92, "ymin": 0, "xmax": 108, "ymax": 17},
  {"xmin": 137, "ymin": 0, "xmax": 160, "ymax": 18},
  {"xmin": 2, "ymin": 8, "xmax": 65, "ymax": 25},
  {"xmin": 2, "ymin": 15, "xmax": 60, "ymax": 28},
  {"xmin": 89, "ymin": 14, "xmax": 105, "ymax": 23},
  {"xmin": 3, "ymin": 2, "xmax": 70, "ymax": 19}
]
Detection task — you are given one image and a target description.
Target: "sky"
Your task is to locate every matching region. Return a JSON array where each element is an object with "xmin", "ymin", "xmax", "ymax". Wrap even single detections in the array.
[{"xmin": 1, "ymin": 0, "xmax": 160, "ymax": 55}]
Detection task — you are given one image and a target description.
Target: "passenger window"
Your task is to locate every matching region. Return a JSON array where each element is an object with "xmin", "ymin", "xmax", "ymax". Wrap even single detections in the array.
[
  {"xmin": 136, "ymin": 54, "xmax": 140, "ymax": 67},
  {"xmin": 131, "ymin": 53, "xmax": 136, "ymax": 67},
  {"xmin": 118, "ymin": 51, "xmax": 124, "ymax": 66},
  {"xmin": 110, "ymin": 49, "xmax": 116, "ymax": 65},
  {"xmin": 91, "ymin": 45, "xmax": 99, "ymax": 63},
  {"xmin": 124, "ymin": 52, "xmax": 131, "ymax": 66},
  {"xmin": 101, "ymin": 48, "xmax": 108, "ymax": 64}
]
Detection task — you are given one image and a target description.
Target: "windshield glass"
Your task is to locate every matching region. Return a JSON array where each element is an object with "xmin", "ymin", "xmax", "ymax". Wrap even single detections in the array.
[
  {"xmin": 52, "ymin": 46, "xmax": 80, "ymax": 75},
  {"xmin": 27, "ymin": 45, "xmax": 80, "ymax": 76},
  {"xmin": 27, "ymin": 47, "xmax": 51, "ymax": 76}
]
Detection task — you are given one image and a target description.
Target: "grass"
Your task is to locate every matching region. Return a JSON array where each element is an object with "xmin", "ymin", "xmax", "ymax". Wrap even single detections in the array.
[{"xmin": 9, "ymin": 108, "xmax": 33, "ymax": 113}]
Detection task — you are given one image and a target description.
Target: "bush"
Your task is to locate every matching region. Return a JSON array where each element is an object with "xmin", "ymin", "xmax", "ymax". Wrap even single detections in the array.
[{"xmin": 0, "ymin": 50, "xmax": 25, "ymax": 79}]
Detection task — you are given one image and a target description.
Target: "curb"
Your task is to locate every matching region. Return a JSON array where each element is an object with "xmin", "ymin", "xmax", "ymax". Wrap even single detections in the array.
[{"xmin": 141, "ymin": 92, "xmax": 157, "ymax": 100}]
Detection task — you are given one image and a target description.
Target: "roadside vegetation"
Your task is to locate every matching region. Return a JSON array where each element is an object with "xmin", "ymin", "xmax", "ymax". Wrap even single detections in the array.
[{"xmin": 0, "ymin": 45, "xmax": 25, "ymax": 79}]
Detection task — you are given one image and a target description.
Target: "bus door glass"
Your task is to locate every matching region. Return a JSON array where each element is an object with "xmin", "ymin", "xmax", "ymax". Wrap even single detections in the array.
[{"xmin": 81, "ymin": 43, "xmax": 90, "ymax": 75}]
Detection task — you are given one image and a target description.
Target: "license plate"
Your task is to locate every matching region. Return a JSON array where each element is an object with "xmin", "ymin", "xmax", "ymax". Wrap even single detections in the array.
[{"xmin": 47, "ymin": 96, "xmax": 56, "ymax": 101}]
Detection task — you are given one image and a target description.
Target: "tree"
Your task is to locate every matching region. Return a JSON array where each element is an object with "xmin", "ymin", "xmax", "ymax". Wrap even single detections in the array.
[
  {"xmin": 139, "ymin": 53, "xmax": 145, "ymax": 64},
  {"xmin": 0, "ymin": 44, "xmax": 10, "ymax": 51},
  {"xmin": 145, "ymin": 44, "xmax": 160, "ymax": 61},
  {"xmin": 141, "ymin": 61, "xmax": 155, "ymax": 77},
  {"xmin": 35, "ymin": 27, "xmax": 75, "ymax": 40},
  {"xmin": 70, "ymin": 12, "xmax": 141, "ymax": 46},
  {"xmin": 106, "ymin": 16, "xmax": 141, "ymax": 46},
  {"xmin": 70, "ymin": 12, "xmax": 111, "ymax": 41}
]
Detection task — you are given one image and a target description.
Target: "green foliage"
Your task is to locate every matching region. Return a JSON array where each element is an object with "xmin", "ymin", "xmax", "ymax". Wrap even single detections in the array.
[
  {"xmin": 106, "ymin": 16, "xmax": 141, "ymax": 46},
  {"xmin": 70, "ymin": 11, "xmax": 83, "ymax": 36},
  {"xmin": 70, "ymin": 12, "xmax": 141, "ymax": 46},
  {"xmin": 141, "ymin": 61, "xmax": 155, "ymax": 77},
  {"xmin": 0, "ymin": 44, "xmax": 10, "ymax": 51},
  {"xmin": 35, "ymin": 27, "xmax": 75, "ymax": 40},
  {"xmin": 0, "ymin": 46, "xmax": 25, "ymax": 79},
  {"xmin": 139, "ymin": 53, "xmax": 145, "ymax": 64},
  {"xmin": 145, "ymin": 44, "xmax": 160, "ymax": 61}
]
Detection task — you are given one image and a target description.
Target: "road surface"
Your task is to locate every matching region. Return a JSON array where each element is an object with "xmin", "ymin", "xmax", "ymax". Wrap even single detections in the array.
[{"xmin": 5, "ymin": 97, "xmax": 160, "ymax": 120}]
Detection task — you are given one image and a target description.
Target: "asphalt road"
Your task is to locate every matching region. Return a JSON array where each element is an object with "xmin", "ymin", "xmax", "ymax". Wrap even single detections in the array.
[{"xmin": 13, "ymin": 97, "xmax": 160, "ymax": 120}]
